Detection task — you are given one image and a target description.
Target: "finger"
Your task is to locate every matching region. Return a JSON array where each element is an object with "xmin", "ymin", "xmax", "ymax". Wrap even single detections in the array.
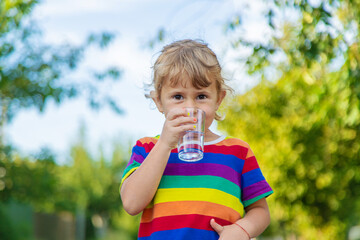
[
  {"xmin": 210, "ymin": 219, "xmax": 223, "ymax": 234},
  {"xmin": 170, "ymin": 116, "xmax": 197, "ymax": 128},
  {"xmin": 179, "ymin": 123, "xmax": 198, "ymax": 133},
  {"xmin": 165, "ymin": 108, "xmax": 188, "ymax": 121}
]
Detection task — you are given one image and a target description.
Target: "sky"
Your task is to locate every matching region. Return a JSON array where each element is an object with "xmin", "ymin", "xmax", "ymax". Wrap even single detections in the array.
[{"xmin": 5, "ymin": 0, "xmax": 267, "ymax": 163}]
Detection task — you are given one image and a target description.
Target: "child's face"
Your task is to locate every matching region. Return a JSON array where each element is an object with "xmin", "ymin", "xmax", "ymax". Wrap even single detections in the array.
[{"xmin": 153, "ymin": 75, "xmax": 226, "ymax": 135}]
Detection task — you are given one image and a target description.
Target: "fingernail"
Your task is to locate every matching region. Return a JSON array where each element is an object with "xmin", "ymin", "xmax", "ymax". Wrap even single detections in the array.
[
  {"xmin": 193, "ymin": 125, "xmax": 196, "ymax": 129},
  {"xmin": 193, "ymin": 118, "xmax": 197, "ymax": 122},
  {"xmin": 187, "ymin": 112, "xmax": 190, "ymax": 116}
]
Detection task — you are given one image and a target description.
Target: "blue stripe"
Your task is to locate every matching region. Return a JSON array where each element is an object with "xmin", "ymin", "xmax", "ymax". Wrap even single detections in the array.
[
  {"xmin": 242, "ymin": 168, "xmax": 265, "ymax": 188},
  {"xmin": 204, "ymin": 152, "xmax": 245, "ymax": 170},
  {"xmin": 133, "ymin": 145, "xmax": 148, "ymax": 158},
  {"xmin": 138, "ymin": 228, "xmax": 218, "ymax": 240},
  {"xmin": 134, "ymin": 143, "xmax": 246, "ymax": 174},
  {"xmin": 169, "ymin": 152, "xmax": 245, "ymax": 173}
]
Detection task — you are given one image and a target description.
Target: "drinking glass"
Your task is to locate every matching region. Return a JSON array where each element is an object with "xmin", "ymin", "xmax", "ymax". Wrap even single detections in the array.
[{"xmin": 178, "ymin": 108, "xmax": 205, "ymax": 162}]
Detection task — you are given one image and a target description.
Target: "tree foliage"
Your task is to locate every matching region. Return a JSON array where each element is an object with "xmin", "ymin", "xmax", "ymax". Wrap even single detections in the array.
[
  {"xmin": 0, "ymin": 133, "xmax": 136, "ymax": 239},
  {"xmin": 0, "ymin": 0, "xmax": 123, "ymax": 144},
  {"xmin": 218, "ymin": 0, "xmax": 360, "ymax": 239},
  {"xmin": 0, "ymin": 1, "xmax": 130, "ymax": 238}
]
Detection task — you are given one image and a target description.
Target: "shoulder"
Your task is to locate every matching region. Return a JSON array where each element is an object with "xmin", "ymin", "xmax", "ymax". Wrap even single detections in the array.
[
  {"xmin": 136, "ymin": 136, "xmax": 159, "ymax": 144},
  {"xmin": 134, "ymin": 136, "xmax": 159, "ymax": 147},
  {"xmin": 206, "ymin": 136, "xmax": 252, "ymax": 160},
  {"xmin": 220, "ymin": 136, "xmax": 251, "ymax": 149},
  {"xmin": 222, "ymin": 137, "xmax": 258, "ymax": 161},
  {"xmin": 223, "ymin": 137, "xmax": 257, "ymax": 160},
  {"xmin": 132, "ymin": 136, "xmax": 159, "ymax": 154}
]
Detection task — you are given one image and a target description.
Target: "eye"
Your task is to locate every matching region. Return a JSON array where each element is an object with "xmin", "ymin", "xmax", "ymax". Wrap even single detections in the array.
[
  {"xmin": 197, "ymin": 94, "xmax": 207, "ymax": 100},
  {"xmin": 173, "ymin": 94, "xmax": 183, "ymax": 100}
]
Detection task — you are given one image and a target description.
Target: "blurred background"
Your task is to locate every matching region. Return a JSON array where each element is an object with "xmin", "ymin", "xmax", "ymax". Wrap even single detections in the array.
[{"xmin": 0, "ymin": 0, "xmax": 359, "ymax": 239}]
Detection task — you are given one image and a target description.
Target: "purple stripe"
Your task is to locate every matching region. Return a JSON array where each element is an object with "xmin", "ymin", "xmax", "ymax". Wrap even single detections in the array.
[
  {"xmin": 126, "ymin": 152, "xmax": 144, "ymax": 168},
  {"xmin": 242, "ymin": 180, "xmax": 273, "ymax": 201},
  {"xmin": 163, "ymin": 163, "xmax": 241, "ymax": 187}
]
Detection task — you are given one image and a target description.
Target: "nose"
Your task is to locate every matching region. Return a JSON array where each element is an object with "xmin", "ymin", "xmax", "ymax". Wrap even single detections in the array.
[{"xmin": 184, "ymin": 99, "xmax": 197, "ymax": 109}]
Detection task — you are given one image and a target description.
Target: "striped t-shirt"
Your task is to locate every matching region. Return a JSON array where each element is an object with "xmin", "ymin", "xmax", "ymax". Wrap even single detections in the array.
[{"xmin": 121, "ymin": 136, "xmax": 273, "ymax": 240}]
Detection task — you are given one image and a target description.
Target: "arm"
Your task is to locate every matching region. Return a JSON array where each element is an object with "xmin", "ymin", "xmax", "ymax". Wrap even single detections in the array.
[
  {"xmin": 210, "ymin": 198, "xmax": 270, "ymax": 239},
  {"xmin": 120, "ymin": 108, "xmax": 196, "ymax": 215},
  {"xmin": 120, "ymin": 140, "xmax": 171, "ymax": 215},
  {"xmin": 237, "ymin": 198, "xmax": 271, "ymax": 237}
]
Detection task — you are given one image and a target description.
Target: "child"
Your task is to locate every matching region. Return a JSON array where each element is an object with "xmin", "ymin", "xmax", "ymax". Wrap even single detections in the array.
[{"xmin": 120, "ymin": 39, "xmax": 273, "ymax": 240}]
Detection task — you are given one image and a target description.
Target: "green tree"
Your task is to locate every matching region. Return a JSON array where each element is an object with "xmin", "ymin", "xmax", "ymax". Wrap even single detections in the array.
[
  {"xmin": 0, "ymin": 0, "xmax": 123, "ymax": 208},
  {"xmin": 0, "ymin": 0, "xmax": 122, "ymax": 145},
  {"xmin": 0, "ymin": 129, "xmax": 136, "ymax": 239},
  {"xmin": 217, "ymin": 0, "xmax": 360, "ymax": 239},
  {"xmin": 0, "ymin": 148, "xmax": 57, "ymax": 208},
  {"xmin": 1, "ymin": 1, "xmax": 124, "ymax": 238},
  {"xmin": 0, "ymin": 146, "xmax": 57, "ymax": 239},
  {"xmin": 53, "ymin": 127, "xmax": 135, "ymax": 239}
]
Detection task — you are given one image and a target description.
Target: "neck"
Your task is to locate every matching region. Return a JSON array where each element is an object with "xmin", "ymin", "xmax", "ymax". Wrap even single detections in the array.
[{"xmin": 204, "ymin": 129, "xmax": 221, "ymax": 142}]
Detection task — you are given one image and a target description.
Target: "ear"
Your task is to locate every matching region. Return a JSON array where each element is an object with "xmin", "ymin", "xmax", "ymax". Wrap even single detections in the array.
[
  {"xmin": 150, "ymin": 91, "xmax": 164, "ymax": 113},
  {"xmin": 216, "ymin": 90, "xmax": 227, "ymax": 110}
]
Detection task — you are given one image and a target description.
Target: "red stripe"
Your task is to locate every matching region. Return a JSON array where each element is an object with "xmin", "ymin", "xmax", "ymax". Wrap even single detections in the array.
[
  {"xmin": 205, "ymin": 144, "xmax": 248, "ymax": 159},
  {"xmin": 139, "ymin": 214, "xmax": 231, "ymax": 237},
  {"xmin": 137, "ymin": 139, "xmax": 156, "ymax": 152},
  {"xmin": 242, "ymin": 156, "xmax": 259, "ymax": 174}
]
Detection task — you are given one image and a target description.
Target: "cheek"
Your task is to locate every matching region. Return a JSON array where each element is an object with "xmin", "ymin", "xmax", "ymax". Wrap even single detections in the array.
[{"xmin": 204, "ymin": 112, "xmax": 216, "ymax": 129}]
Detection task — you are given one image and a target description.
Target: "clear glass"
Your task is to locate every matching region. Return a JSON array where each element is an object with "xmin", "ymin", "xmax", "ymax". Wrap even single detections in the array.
[{"xmin": 178, "ymin": 108, "xmax": 205, "ymax": 162}]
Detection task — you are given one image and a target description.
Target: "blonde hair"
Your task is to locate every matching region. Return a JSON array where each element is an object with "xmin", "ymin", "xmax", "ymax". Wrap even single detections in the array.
[{"xmin": 149, "ymin": 39, "xmax": 232, "ymax": 121}]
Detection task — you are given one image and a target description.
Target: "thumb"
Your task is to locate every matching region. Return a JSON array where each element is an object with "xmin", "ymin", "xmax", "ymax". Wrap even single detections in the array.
[{"xmin": 210, "ymin": 219, "xmax": 224, "ymax": 234}]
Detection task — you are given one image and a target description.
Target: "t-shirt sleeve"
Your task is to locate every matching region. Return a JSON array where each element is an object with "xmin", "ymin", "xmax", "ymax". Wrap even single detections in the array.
[
  {"xmin": 241, "ymin": 146, "xmax": 273, "ymax": 207},
  {"xmin": 120, "ymin": 139, "xmax": 149, "ymax": 188}
]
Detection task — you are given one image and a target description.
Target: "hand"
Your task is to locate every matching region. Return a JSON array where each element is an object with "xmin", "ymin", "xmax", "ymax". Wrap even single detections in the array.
[
  {"xmin": 210, "ymin": 219, "xmax": 250, "ymax": 240},
  {"xmin": 158, "ymin": 108, "xmax": 197, "ymax": 150}
]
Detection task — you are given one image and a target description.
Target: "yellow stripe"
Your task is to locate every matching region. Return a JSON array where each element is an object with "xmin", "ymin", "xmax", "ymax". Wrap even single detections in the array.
[
  {"xmin": 153, "ymin": 188, "xmax": 243, "ymax": 214},
  {"xmin": 120, "ymin": 167, "xmax": 138, "ymax": 186}
]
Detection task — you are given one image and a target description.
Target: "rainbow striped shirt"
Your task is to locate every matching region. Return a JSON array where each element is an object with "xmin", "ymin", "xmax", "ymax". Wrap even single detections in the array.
[{"xmin": 121, "ymin": 136, "xmax": 273, "ymax": 240}]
